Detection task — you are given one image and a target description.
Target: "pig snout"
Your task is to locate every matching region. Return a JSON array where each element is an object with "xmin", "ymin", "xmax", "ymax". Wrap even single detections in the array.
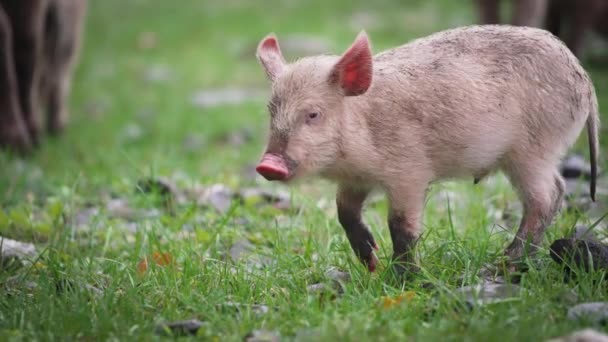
[{"xmin": 256, "ymin": 153, "xmax": 291, "ymax": 181}]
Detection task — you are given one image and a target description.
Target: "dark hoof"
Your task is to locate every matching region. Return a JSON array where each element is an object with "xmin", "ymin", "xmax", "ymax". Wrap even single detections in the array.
[{"xmin": 347, "ymin": 228, "xmax": 379, "ymax": 273}]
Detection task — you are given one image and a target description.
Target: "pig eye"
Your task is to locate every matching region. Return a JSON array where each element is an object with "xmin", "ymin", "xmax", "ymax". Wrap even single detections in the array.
[{"xmin": 306, "ymin": 112, "xmax": 320, "ymax": 122}]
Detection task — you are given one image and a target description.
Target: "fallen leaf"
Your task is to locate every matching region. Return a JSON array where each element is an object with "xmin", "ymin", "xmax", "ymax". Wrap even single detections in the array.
[
  {"xmin": 137, "ymin": 252, "xmax": 174, "ymax": 274},
  {"xmin": 381, "ymin": 291, "xmax": 416, "ymax": 309}
]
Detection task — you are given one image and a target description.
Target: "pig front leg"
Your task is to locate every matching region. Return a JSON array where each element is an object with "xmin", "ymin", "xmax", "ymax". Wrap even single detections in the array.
[
  {"xmin": 387, "ymin": 184, "xmax": 428, "ymax": 278},
  {"xmin": 336, "ymin": 185, "xmax": 379, "ymax": 272}
]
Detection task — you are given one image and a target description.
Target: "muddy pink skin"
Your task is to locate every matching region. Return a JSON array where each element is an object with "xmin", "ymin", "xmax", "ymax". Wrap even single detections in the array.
[{"xmin": 254, "ymin": 27, "xmax": 599, "ymax": 279}]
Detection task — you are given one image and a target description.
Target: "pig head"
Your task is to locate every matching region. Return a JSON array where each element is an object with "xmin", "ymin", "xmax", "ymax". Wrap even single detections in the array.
[{"xmin": 255, "ymin": 33, "xmax": 373, "ymax": 183}]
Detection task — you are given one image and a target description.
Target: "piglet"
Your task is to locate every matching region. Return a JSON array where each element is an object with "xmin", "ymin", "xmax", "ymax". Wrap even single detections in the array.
[{"xmin": 254, "ymin": 26, "xmax": 599, "ymax": 276}]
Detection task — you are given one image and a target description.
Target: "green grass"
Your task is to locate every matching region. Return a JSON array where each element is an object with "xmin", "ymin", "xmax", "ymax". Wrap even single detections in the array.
[{"xmin": 1, "ymin": 0, "xmax": 607, "ymax": 340}]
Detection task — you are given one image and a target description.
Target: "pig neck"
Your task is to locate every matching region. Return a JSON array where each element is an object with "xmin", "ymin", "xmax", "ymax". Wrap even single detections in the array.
[{"xmin": 324, "ymin": 94, "xmax": 383, "ymax": 187}]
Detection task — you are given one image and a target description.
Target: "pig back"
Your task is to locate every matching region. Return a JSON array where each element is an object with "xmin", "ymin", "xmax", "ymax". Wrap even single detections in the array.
[{"xmin": 363, "ymin": 25, "xmax": 594, "ymax": 178}]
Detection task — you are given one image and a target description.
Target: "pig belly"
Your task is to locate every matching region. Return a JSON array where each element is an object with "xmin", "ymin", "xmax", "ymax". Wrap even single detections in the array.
[{"xmin": 432, "ymin": 123, "xmax": 514, "ymax": 180}]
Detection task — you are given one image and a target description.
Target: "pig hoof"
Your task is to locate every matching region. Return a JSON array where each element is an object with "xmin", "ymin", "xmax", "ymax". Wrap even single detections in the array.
[{"xmin": 366, "ymin": 252, "xmax": 379, "ymax": 272}]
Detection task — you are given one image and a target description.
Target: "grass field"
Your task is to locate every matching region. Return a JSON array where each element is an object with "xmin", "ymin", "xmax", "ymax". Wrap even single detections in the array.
[{"xmin": 1, "ymin": 0, "xmax": 607, "ymax": 340}]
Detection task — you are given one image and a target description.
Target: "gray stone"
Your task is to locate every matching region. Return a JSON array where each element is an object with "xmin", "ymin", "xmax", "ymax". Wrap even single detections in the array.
[
  {"xmin": 71, "ymin": 207, "xmax": 100, "ymax": 230},
  {"xmin": 549, "ymin": 329, "xmax": 608, "ymax": 342},
  {"xmin": 306, "ymin": 283, "xmax": 329, "ymax": 294},
  {"xmin": 143, "ymin": 64, "xmax": 174, "ymax": 83},
  {"xmin": 218, "ymin": 302, "xmax": 270, "ymax": 316},
  {"xmin": 244, "ymin": 329, "xmax": 281, "ymax": 342},
  {"xmin": 155, "ymin": 319, "xmax": 204, "ymax": 337},
  {"xmin": 229, "ymin": 239, "xmax": 255, "ymax": 261},
  {"xmin": 561, "ymin": 154, "xmax": 593, "ymax": 180},
  {"xmin": 118, "ymin": 122, "xmax": 144, "ymax": 143},
  {"xmin": 567, "ymin": 302, "xmax": 608, "ymax": 324},
  {"xmin": 324, "ymin": 267, "xmax": 350, "ymax": 283},
  {"xmin": 196, "ymin": 184, "xmax": 234, "ymax": 213},
  {"xmin": 239, "ymin": 187, "xmax": 291, "ymax": 210},
  {"xmin": 0, "ymin": 237, "xmax": 36, "ymax": 267},
  {"xmin": 457, "ymin": 282, "xmax": 521, "ymax": 307}
]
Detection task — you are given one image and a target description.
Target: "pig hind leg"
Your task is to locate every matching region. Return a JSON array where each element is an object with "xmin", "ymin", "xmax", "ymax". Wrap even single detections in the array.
[
  {"xmin": 503, "ymin": 158, "xmax": 565, "ymax": 262},
  {"xmin": 386, "ymin": 182, "xmax": 429, "ymax": 277}
]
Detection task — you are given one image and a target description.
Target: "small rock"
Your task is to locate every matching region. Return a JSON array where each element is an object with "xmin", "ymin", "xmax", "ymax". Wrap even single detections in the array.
[
  {"xmin": 306, "ymin": 283, "xmax": 329, "ymax": 294},
  {"xmin": 229, "ymin": 239, "xmax": 255, "ymax": 261},
  {"xmin": 567, "ymin": 302, "xmax": 608, "ymax": 325},
  {"xmin": 549, "ymin": 329, "xmax": 608, "ymax": 342},
  {"xmin": 106, "ymin": 198, "xmax": 136, "ymax": 220},
  {"xmin": 105, "ymin": 197, "xmax": 161, "ymax": 221},
  {"xmin": 244, "ymin": 329, "xmax": 280, "ymax": 342},
  {"xmin": 143, "ymin": 64, "xmax": 174, "ymax": 83},
  {"xmin": 456, "ymin": 282, "xmax": 521, "ymax": 307},
  {"xmin": 233, "ymin": 217, "xmax": 251, "ymax": 227},
  {"xmin": 294, "ymin": 328, "xmax": 321, "ymax": 342},
  {"xmin": 0, "ymin": 237, "xmax": 36, "ymax": 268},
  {"xmin": 155, "ymin": 319, "xmax": 204, "ymax": 337},
  {"xmin": 54, "ymin": 279, "xmax": 103, "ymax": 296},
  {"xmin": 196, "ymin": 184, "xmax": 234, "ymax": 213},
  {"xmin": 118, "ymin": 122, "xmax": 144, "ymax": 143},
  {"xmin": 137, "ymin": 31, "xmax": 158, "ymax": 50},
  {"xmin": 71, "ymin": 207, "xmax": 100, "ymax": 230},
  {"xmin": 3, "ymin": 276, "xmax": 38, "ymax": 292},
  {"xmin": 238, "ymin": 187, "xmax": 291, "ymax": 210},
  {"xmin": 228, "ymin": 239, "xmax": 272, "ymax": 270},
  {"xmin": 306, "ymin": 268, "xmax": 350, "ymax": 295},
  {"xmin": 324, "ymin": 267, "xmax": 350, "ymax": 283},
  {"xmin": 191, "ymin": 88, "xmax": 265, "ymax": 108},
  {"xmin": 550, "ymin": 239, "xmax": 608, "ymax": 272},
  {"xmin": 561, "ymin": 155, "xmax": 593, "ymax": 180},
  {"xmin": 218, "ymin": 302, "xmax": 270, "ymax": 316}
]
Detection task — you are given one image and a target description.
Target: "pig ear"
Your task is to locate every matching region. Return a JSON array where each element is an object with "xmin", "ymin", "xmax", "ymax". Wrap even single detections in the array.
[
  {"xmin": 256, "ymin": 34, "xmax": 286, "ymax": 81},
  {"xmin": 329, "ymin": 31, "xmax": 373, "ymax": 96}
]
